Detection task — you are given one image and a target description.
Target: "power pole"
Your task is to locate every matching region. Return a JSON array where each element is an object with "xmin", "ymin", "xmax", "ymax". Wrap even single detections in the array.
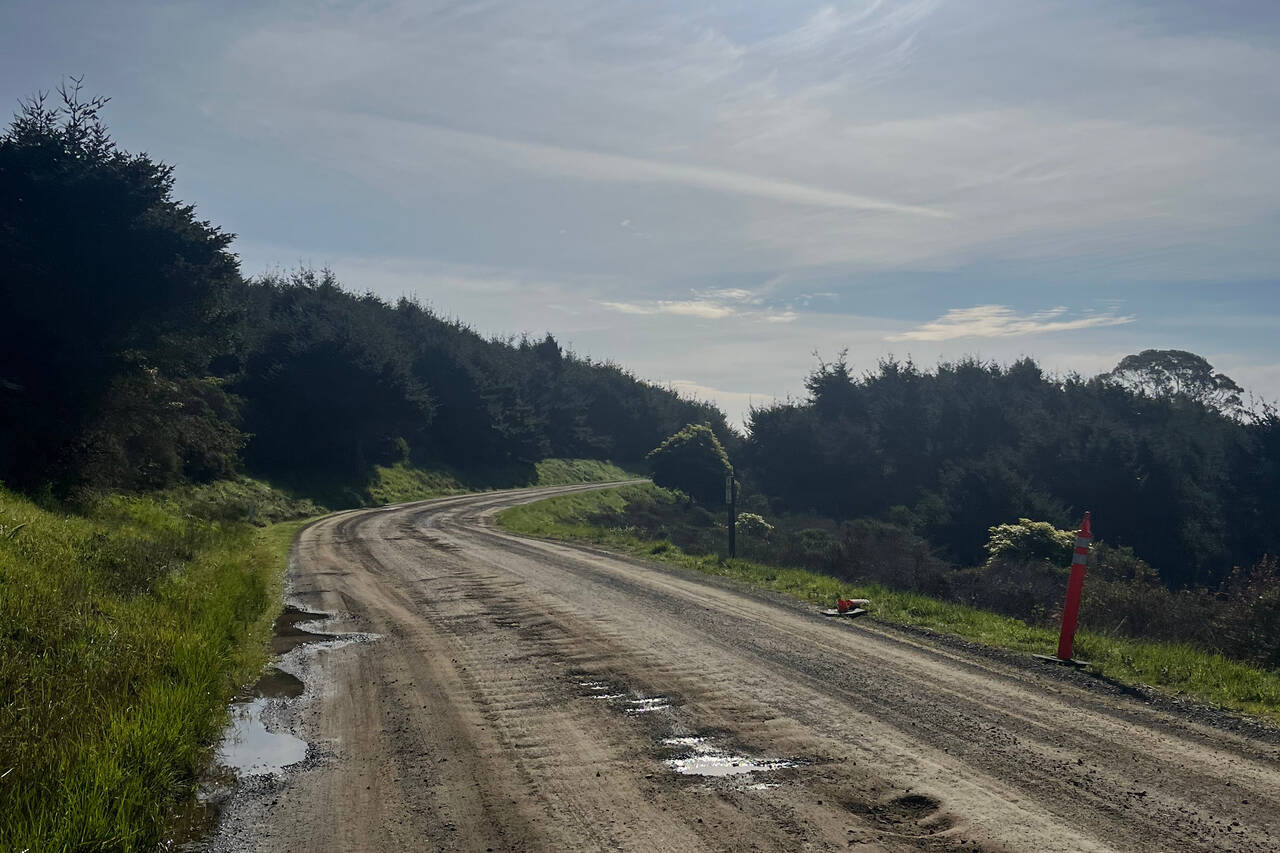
[{"xmin": 726, "ymin": 470, "xmax": 738, "ymax": 558}]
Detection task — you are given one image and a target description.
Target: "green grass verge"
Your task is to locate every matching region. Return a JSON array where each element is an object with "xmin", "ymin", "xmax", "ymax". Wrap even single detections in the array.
[
  {"xmin": 158, "ymin": 475, "xmax": 324, "ymax": 525},
  {"xmin": 497, "ymin": 484, "xmax": 1280, "ymax": 725},
  {"xmin": 0, "ymin": 486, "xmax": 304, "ymax": 851},
  {"xmin": 367, "ymin": 457, "xmax": 640, "ymax": 505}
]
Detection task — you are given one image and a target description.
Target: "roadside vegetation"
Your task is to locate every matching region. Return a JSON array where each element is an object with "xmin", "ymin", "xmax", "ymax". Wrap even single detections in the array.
[
  {"xmin": 744, "ymin": 351, "xmax": 1279, "ymax": 592},
  {"xmin": 498, "ymin": 484, "xmax": 1280, "ymax": 725},
  {"xmin": 367, "ymin": 458, "xmax": 640, "ymax": 506},
  {"xmin": 0, "ymin": 486, "xmax": 305, "ymax": 850}
]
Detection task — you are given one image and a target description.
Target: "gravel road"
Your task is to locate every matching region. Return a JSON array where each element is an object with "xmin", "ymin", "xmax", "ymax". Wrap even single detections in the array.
[{"xmin": 204, "ymin": 483, "xmax": 1280, "ymax": 852}]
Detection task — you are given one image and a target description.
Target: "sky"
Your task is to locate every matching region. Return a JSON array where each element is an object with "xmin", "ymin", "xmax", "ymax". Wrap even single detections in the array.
[{"xmin": 5, "ymin": 0, "xmax": 1279, "ymax": 426}]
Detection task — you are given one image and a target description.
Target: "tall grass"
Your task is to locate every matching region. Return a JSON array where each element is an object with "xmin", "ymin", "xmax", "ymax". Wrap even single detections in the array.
[
  {"xmin": 0, "ymin": 487, "xmax": 301, "ymax": 850},
  {"xmin": 158, "ymin": 476, "xmax": 323, "ymax": 526},
  {"xmin": 498, "ymin": 485, "xmax": 1280, "ymax": 725}
]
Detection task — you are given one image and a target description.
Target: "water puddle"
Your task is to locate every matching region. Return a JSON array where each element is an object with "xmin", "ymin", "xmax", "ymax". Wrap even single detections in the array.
[
  {"xmin": 216, "ymin": 606, "xmax": 378, "ymax": 779},
  {"xmin": 252, "ymin": 666, "xmax": 305, "ymax": 699},
  {"xmin": 168, "ymin": 605, "xmax": 380, "ymax": 848},
  {"xmin": 214, "ymin": 664, "xmax": 310, "ymax": 777},
  {"xmin": 271, "ymin": 605, "xmax": 330, "ymax": 654},
  {"xmin": 574, "ymin": 678, "xmax": 672, "ymax": 714},
  {"xmin": 217, "ymin": 697, "xmax": 309, "ymax": 776},
  {"xmin": 625, "ymin": 696, "xmax": 671, "ymax": 714},
  {"xmin": 662, "ymin": 736, "xmax": 795, "ymax": 778},
  {"xmin": 571, "ymin": 674, "xmax": 794, "ymax": 784}
]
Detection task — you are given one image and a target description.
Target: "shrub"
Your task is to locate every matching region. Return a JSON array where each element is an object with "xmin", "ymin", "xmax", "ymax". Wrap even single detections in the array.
[
  {"xmin": 984, "ymin": 518, "xmax": 1074, "ymax": 568},
  {"xmin": 1213, "ymin": 556, "xmax": 1280, "ymax": 668},
  {"xmin": 736, "ymin": 512, "xmax": 774, "ymax": 539},
  {"xmin": 775, "ymin": 527, "xmax": 839, "ymax": 570},
  {"xmin": 962, "ymin": 560, "xmax": 1066, "ymax": 624},
  {"xmin": 647, "ymin": 424, "xmax": 731, "ymax": 506},
  {"xmin": 834, "ymin": 518, "xmax": 953, "ymax": 597}
]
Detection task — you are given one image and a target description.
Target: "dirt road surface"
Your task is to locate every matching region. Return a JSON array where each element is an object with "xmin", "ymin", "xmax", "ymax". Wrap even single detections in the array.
[{"xmin": 205, "ymin": 483, "xmax": 1280, "ymax": 852}]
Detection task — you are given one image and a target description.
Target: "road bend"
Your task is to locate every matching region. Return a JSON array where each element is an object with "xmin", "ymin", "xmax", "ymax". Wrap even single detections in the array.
[{"xmin": 206, "ymin": 482, "xmax": 1280, "ymax": 852}]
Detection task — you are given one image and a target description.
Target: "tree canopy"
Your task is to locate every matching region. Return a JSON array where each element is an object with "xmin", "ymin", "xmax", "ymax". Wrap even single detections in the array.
[
  {"xmin": 0, "ymin": 81, "xmax": 242, "ymax": 489},
  {"xmin": 1103, "ymin": 349, "xmax": 1244, "ymax": 414},
  {"xmin": 0, "ymin": 84, "xmax": 735, "ymax": 497},
  {"xmin": 743, "ymin": 354, "xmax": 1277, "ymax": 588}
]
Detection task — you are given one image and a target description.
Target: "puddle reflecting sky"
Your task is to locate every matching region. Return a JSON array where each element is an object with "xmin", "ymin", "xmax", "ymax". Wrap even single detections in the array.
[
  {"xmin": 662, "ymin": 737, "xmax": 794, "ymax": 778},
  {"xmin": 216, "ymin": 697, "xmax": 308, "ymax": 777}
]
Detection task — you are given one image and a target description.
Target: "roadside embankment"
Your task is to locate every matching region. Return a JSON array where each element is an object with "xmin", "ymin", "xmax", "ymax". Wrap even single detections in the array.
[
  {"xmin": 497, "ymin": 483, "xmax": 1280, "ymax": 726},
  {"xmin": 366, "ymin": 457, "xmax": 642, "ymax": 505}
]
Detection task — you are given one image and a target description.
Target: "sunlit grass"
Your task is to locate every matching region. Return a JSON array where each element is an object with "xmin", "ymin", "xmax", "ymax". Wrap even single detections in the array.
[
  {"xmin": 0, "ymin": 487, "xmax": 305, "ymax": 850},
  {"xmin": 499, "ymin": 485, "xmax": 1280, "ymax": 725},
  {"xmin": 368, "ymin": 457, "xmax": 640, "ymax": 505}
]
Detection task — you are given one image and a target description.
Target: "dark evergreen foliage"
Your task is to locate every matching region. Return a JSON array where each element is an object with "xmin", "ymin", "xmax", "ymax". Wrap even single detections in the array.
[
  {"xmin": 1, "ymin": 82, "xmax": 242, "ymax": 489},
  {"xmin": 0, "ymin": 84, "xmax": 732, "ymax": 497},
  {"xmin": 647, "ymin": 423, "xmax": 732, "ymax": 505},
  {"xmin": 743, "ymin": 353, "xmax": 1278, "ymax": 588},
  {"xmin": 231, "ymin": 270, "xmax": 733, "ymax": 489}
]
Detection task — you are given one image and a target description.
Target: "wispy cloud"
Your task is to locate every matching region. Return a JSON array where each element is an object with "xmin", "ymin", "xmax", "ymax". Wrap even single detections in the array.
[
  {"xmin": 666, "ymin": 380, "xmax": 776, "ymax": 427},
  {"xmin": 600, "ymin": 299, "xmax": 737, "ymax": 319},
  {"xmin": 283, "ymin": 110, "xmax": 953, "ymax": 219},
  {"xmin": 599, "ymin": 286, "xmax": 799, "ymax": 322},
  {"xmin": 890, "ymin": 305, "xmax": 1135, "ymax": 341},
  {"xmin": 80, "ymin": 0, "xmax": 1278, "ymax": 412}
]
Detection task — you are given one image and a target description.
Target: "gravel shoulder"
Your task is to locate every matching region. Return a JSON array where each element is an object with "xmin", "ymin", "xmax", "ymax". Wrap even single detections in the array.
[{"xmin": 203, "ymin": 483, "xmax": 1280, "ymax": 852}]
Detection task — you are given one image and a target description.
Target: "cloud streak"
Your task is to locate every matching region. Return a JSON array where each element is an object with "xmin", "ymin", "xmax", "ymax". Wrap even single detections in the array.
[
  {"xmin": 600, "ymin": 299, "xmax": 738, "ymax": 320},
  {"xmin": 599, "ymin": 286, "xmax": 799, "ymax": 323},
  {"xmin": 296, "ymin": 111, "xmax": 953, "ymax": 219},
  {"xmin": 890, "ymin": 305, "xmax": 1135, "ymax": 341}
]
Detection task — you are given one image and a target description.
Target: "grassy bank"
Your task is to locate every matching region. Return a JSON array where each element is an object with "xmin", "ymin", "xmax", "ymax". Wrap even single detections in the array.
[
  {"xmin": 498, "ymin": 485, "xmax": 1280, "ymax": 725},
  {"xmin": 367, "ymin": 457, "xmax": 640, "ymax": 505},
  {"xmin": 0, "ymin": 486, "xmax": 304, "ymax": 851}
]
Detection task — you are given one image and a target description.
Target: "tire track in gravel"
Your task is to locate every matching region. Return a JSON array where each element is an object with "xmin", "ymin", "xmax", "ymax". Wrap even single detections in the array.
[{"xmin": 204, "ymin": 483, "xmax": 1280, "ymax": 852}]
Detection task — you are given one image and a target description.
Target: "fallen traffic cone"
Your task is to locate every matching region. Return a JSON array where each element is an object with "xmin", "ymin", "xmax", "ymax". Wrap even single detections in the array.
[{"xmin": 823, "ymin": 597, "xmax": 871, "ymax": 618}]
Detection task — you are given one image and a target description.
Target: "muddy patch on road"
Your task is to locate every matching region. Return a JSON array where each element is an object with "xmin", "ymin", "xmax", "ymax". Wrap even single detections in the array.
[
  {"xmin": 270, "ymin": 604, "xmax": 330, "ymax": 654},
  {"xmin": 571, "ymin": 673, "xmax": 803, "ymax": 788},
  {"xmin": 166, "ymin": 605, "xmax": 379, "ymax": 850},
  {"xmin": 844, "ymin": 791, "xmax": 960, "ymax": 839},
  {"xmin": 574, "ymin": 677, "xmax": 675, "ymax": 716},
  {"xmin": 661, "ymin": 736, "xmax": 796, "ymax": 778},
  {"xmin": 214, "ymin": 666, "xmax": 310, "ymax": 777}
]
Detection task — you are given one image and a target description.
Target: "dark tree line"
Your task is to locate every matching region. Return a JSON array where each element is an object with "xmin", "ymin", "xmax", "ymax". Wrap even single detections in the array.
[
  {"xmin": 0, "ymin": 84, "xmax": 730, "ymax": 498},
  {"xmin": 229, "ymin": 269, "xmax": 733, "ymax": 491},
  {"xmin": 743, "ymin": 353, "xmax": 1280, "ymax": 589}
]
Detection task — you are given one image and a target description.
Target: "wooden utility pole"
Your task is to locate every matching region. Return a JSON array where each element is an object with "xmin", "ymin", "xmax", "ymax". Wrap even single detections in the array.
[{"xmin": 726, "ymin": 471, "xmax": 738, "ymax": 558}]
